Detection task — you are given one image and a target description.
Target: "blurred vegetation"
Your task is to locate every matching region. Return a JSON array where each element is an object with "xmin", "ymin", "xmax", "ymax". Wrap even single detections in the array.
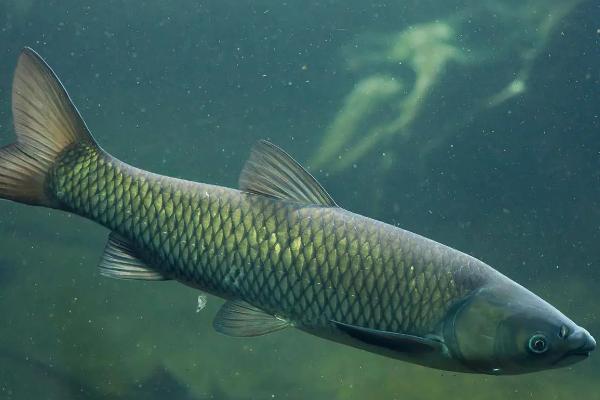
[
  {"xmin": 0, "ymin": 0, "xmax": 598, "ymax": 399},
  {"xmin": 311, "ymin": 0, "xmax": 587, "ymax": 172}
]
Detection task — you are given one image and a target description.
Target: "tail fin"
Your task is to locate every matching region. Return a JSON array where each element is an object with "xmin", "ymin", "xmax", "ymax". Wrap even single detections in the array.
[{"xmin": 0, "ymin": 47, "xmax": 97, "ymax": 206}]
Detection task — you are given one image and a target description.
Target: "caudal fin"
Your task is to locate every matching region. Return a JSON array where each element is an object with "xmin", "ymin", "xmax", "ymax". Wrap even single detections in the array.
[{"xmin": 0, "ymin": 47, "xmax": 97, "ymax": 206}]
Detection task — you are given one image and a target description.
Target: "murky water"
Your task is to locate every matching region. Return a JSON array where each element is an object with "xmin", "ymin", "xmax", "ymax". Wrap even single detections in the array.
[{"xmin": 0, "ymin": 1, "xmax": 598, "ymax": 399}]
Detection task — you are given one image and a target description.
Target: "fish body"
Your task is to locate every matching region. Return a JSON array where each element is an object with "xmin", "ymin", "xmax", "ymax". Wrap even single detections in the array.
[
  {"xmin": 51, "ymin": 144, "xmax": 484, "ymax": 332},
  {"xmin": 0, "ymin": 48, "xmax": 594, "ymax": 375}
]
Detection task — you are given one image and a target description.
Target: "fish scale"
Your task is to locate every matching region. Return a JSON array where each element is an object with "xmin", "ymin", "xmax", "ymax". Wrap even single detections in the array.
[{"xmin": 47, "ymin": 141, "xmax": 484, "ymax": 335}]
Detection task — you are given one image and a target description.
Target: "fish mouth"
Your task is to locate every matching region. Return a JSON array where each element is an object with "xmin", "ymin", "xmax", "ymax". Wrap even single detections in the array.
[
  {"xmin": 568, "ymin": 349, "xmax": 592, "ymax": 358},
  {"xmin": 570, "ymin": 334, "xmax": 596, "ymax": 357},
  {"xmin": 553, "ymin": 330, "xmax": 596, "ymax": 366},
  {"xmin": 553, "ymin": 346, "xmax": 593, "ymax": 366}
]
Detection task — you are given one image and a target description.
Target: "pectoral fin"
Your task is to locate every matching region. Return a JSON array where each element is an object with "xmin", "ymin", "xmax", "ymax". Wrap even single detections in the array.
[
  {"xmin": 332, "ymin": 320, "xmax": 444, "ymax": 354},
  {"xmin": 213, "ymin": 300, "xmax": 290, "ymax": 337},
  {"xmin": 99, "ymin": 233, "xmax": 169, "ymax": 281}
]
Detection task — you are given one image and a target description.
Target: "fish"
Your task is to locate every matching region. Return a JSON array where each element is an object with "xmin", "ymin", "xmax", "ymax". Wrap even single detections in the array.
[{"xmin": 0, "ymin": 48, "xmax": 595, "ymax": 375}]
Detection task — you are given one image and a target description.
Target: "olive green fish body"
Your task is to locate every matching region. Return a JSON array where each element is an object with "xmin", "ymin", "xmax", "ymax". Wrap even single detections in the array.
[
  {"xmin": 49, "ymin": 143, "xmax": 493, "ymax": 339},
  {"xmin": 1, "ymin": 49, "xmax": 593, "ymax": 375}
]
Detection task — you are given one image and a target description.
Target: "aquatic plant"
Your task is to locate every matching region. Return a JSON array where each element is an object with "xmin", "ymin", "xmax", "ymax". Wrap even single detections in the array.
[{"xmin": 310, "ymin": 0, "xmax": 586, "ymax": 173}]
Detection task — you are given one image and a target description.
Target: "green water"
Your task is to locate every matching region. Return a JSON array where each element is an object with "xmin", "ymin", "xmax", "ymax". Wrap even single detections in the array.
[{"xmin": 0, "ymin": 1, "xmax": 598, "ymax": 399}]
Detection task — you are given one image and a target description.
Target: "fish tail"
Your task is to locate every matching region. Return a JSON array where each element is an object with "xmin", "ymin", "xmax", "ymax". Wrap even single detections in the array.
[{"xmin": 0, "ymin": 47, "xmax": 98, "ymax": 207}]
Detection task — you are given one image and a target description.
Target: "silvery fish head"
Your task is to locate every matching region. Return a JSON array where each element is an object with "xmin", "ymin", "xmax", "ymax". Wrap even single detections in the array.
[{"xmin": 443, "ymin": 281, "xmax": 595, "ymax": 375}]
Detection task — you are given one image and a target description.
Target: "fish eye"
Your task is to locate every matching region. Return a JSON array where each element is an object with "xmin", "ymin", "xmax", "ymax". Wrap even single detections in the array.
[
  {"xmin": 528, "ymin": 334, "xmax": 549, "ymax": 354},
  {"xmin": 559, "ymin": 324, "xmax": 569, "ymax": 339}
]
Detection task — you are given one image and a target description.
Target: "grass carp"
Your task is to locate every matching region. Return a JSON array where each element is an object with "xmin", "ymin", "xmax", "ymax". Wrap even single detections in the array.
[{"xmin": 0, "ymin": 48, "xmax": 594, "ymax": 375}]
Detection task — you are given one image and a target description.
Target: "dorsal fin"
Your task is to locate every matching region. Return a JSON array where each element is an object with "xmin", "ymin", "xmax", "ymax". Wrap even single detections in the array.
[{"xmin": 239, "ymin": 140, "xmax": 337, "ymax": 207}]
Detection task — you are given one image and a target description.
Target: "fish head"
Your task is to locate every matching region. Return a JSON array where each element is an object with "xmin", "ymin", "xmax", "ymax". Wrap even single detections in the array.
[{"xmin": 444, "ymin": 282, "xmax": 595, "ymax": 374}]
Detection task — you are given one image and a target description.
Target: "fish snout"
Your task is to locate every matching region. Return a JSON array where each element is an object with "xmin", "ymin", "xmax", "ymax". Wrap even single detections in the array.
[{"xmin": 567, "ymin": 328, "xmax": 596, "ymax": 355}]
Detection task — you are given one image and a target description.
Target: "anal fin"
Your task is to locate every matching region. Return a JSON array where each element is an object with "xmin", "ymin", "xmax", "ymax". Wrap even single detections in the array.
[
  {"xmin": 99, "ymin": 232, "xmax": 169, "ymax": 281},
  {"xmin": 213, "ymin": 300, "xmax": 290, "ymax": 337}
]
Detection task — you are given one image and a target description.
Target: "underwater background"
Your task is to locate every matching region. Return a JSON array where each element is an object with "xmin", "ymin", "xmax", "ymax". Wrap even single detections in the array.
[{"xmin": 0, "ymin": 0, "xmax": 598, "ymax": 399}]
